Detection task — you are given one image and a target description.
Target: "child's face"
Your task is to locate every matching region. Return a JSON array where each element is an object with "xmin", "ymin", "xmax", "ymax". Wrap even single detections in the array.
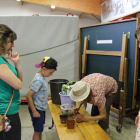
[{"xmin": 42, "ymin": 67, "xmax": 56, "ymax": 77}]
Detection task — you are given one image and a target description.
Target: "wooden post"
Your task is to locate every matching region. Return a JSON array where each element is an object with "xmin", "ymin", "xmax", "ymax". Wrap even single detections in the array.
[
  {"xmin": 82, "ymin": 55, "xmax": 85, "ymax": 78},
  {"xmin": 132, "ymin": 18, "xmax": 140, "ymax": 109},
  {"xmin": 82, "ymin": 36, "xmax": 88, "ymax": 108},
  {"xmin": 119, "ymin": 34, "xmax": 128, "ymax": 82},
  {"xmin": 122, "ymin": 58, "xmax": 128, "ymax": 116},
  {"xmin": 79, "ymin": 29, "xmax": 82, "ymax": 80},
  {"xmin": 119, "ymin": 90, "xmax": 124, "ymax": 125},
  {"xmin": 82, "ymin": 36, "xmax": 88, "ymax": 78},
  {"xmin": 119, "ymin": 58, "xmax": 128, "ymax": 125}
]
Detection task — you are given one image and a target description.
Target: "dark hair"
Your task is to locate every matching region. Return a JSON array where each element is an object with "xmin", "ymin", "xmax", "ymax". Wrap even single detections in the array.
[
  {"xmin": 41, "ymin": 57, "xmax": 58, "ymax": 70},
  {"xmin": 0, "ymin": 24, "xmax": 17, "ymax": 55}
]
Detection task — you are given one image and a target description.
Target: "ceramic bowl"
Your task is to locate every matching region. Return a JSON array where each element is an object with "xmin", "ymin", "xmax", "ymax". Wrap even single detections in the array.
[{"xmin": 60, "ymin": 104, "xmax": 75, "ymax": 116}]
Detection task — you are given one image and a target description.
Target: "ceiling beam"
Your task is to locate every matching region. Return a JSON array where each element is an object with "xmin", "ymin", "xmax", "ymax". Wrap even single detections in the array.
[
  {"xmin": 20, "ymin": 1, "xmax": 23, "ymax": 5},
  {"xmin": 21, "ymin": 0, "xmax": 102, "ymax": 15},
  {"xmin": 50, "ymin": 8, "xmax": 54, "ymax": 12},
  {"xmin": 79, "ymin": 13, "xmax": 88, "ymax": 19},
  {"xmin": 90, "ymin": 14, "xmax": 101, "ymax": 23}
]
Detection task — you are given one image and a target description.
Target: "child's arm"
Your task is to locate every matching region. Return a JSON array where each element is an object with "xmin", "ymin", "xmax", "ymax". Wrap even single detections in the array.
[
  {"xmin": 26, "ymin": 89, "xmax": 40, "ymax": 118},
  {"xmin": 29, "ymin": 82, "xmax": 32, "ymax": 88}
]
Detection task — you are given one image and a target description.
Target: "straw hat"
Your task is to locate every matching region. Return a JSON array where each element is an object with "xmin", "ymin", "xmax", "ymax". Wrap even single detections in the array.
[{"xmin": 70, "ymin": 81, "xmax": 90, "ymax": 102}]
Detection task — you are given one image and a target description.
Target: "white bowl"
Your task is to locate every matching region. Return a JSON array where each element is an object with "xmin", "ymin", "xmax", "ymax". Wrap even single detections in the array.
[{"xmin": 60, "ymin": 104, "xmax": 75, "ymax": 116}]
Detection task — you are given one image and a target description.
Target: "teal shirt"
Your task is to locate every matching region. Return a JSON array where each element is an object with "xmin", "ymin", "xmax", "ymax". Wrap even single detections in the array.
[{"xmin": 0, "ymin": 56, "xmax": 21, "ymax": 115}]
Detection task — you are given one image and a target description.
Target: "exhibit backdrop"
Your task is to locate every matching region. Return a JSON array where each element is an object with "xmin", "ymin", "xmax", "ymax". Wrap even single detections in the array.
[{"xmin": 0, "ymin": 16, "xmax": 79, "ymax": 97}]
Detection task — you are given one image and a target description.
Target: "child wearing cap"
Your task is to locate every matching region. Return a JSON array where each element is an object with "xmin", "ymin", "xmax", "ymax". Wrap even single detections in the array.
[{"xmin": 26, "ymin": 56, "xmax": 57, "ymax": 140}]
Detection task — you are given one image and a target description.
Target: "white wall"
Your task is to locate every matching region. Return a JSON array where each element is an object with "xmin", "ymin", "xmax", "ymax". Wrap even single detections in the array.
[
  {"xmin": 0, "ymin": 0, "xmax": 100, "ymax": 97},
  {"xmin": 0, "ymin": 0, "xmax": 100, "ymax": 27}
]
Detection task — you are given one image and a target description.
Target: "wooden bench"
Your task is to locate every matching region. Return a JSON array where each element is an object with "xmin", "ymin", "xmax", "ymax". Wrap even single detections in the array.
[{"xmin": 48, "ymin": 100, "xmax": 111, "ymax": 140}]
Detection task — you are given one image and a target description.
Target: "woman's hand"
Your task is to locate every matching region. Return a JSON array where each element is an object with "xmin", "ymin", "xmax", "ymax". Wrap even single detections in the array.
[
  {"xmin": 8, "ymin": 50, "xmax": 20, "ymax": 65},
  {"xmin": 33, "ymin": 110, "xmax": 40, "ymax": 118},
  {"xmin": 76, "ymin": 114, "xmax": 87, "ymax": 122},
  {"xmin": 135, "ymin": 115, "xmax": 139, "ymax": 127},
  {"xmin": 73, "ymin": 108, "xmax": 80, "ymax": 115}
]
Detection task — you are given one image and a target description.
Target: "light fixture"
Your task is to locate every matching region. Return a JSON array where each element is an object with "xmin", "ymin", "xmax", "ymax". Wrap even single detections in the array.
[
  {"xmin": 17, "ymin": 0, "xmax": 21, "ymax": 1},
  {"xmin": 51, "ymin": 5, "xmax": 55, "ymax": 9}
]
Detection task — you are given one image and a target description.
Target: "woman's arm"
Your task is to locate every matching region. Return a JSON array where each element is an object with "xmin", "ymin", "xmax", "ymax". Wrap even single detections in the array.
[
  {"xmin": 73, "ymin": 100, "xmax": 85, "ymax": 115},
  {"xmin": 77, "ymin": 100, "xmax": 85, "ymax": 108},
  {"xmin": 0, "ymin": 64, "xmax": 22, "ymax": 90},
  {"xmin": 15, "ymin": 62, "xmax": 22, "ymax": 82},
  {"xmin": 26, "ymin": 89, "xmax": 40, "ymax": 118},
  {"xmin": 9, "ymin": 51, "xmax": 22, "ymax": 82},
  {"xmin": 76, "ymin": 106, "xmax": 107, "ymax": 122},
  {"xmin": 0, "ymin": 51, "xmax": 22, "ymax": 90}
]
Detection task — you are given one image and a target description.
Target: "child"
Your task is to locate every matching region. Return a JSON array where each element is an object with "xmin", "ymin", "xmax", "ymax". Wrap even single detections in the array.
[{"xmin": 26, "ymin": 56, "xmax": 58, "ymax": 140}]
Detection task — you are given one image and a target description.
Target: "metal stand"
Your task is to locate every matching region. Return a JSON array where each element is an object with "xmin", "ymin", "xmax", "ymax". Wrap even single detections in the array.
[{"xmin": 48, "ymin": 118, "xmax": 54, "ymax": 129}]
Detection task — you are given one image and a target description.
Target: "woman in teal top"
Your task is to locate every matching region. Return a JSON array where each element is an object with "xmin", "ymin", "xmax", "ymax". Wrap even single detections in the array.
[{"xmin": 0, "ymin": 24, "xmax": 22, "ymax": 140}]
